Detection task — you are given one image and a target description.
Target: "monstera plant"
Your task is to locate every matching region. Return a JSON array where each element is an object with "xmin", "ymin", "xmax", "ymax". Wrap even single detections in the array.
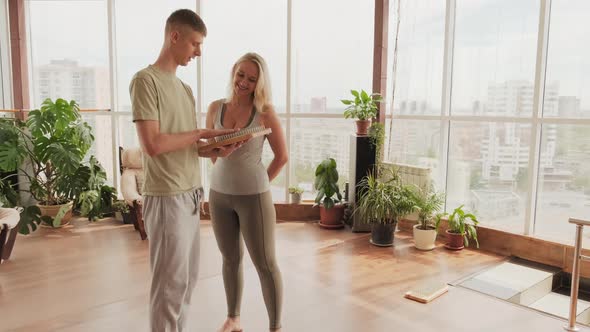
[{"xmin": 0, "ymin": 98, "xmax": 103, "ymax": 227}]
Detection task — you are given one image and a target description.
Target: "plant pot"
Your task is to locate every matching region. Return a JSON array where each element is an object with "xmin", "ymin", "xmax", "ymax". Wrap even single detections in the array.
[
  {"xmin": 37, "ymin": 201, "xmax": 74, "ymax": 227},
  {"xmin": 370, "ymin": 222, "xmax": 396, "ymax": 247},
  {"xmin": 445, "ymin": 230, "xmax": 465, "ymax": 250},
  {"xmin": 319, "ymin": 205, "xmax": 345, "ymax": 229},
  {"xmin": 290, "ymin": 193, "xmax": 302, "ymax": 204},
  {"xmin": 122, "ymin": 210, "xmax": 135, "ymax": 224},
  {"xmin": 355, "ymin": 120, "xmax": 371, "ymax": 135},
  {"xmin": 413, "ymin": 224, "xmax": 437, "ymax": 251}
]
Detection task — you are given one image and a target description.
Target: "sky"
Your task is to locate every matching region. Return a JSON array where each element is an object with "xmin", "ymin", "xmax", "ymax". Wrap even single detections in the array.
[{"xmin": 18, "ymin": 0, "xmax": 590, "ymax": 113}]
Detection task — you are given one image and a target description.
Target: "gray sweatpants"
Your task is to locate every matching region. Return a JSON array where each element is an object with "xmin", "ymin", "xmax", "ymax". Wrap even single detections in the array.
[{"xmin": 143, "ymin": 189, "xmax": 201, "ymax": 332}]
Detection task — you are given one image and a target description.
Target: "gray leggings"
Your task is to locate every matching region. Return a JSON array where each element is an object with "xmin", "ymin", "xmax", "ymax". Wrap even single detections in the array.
[{"xmin": 209, "ymin": 189, "xmax": 283, "ymax": 330}]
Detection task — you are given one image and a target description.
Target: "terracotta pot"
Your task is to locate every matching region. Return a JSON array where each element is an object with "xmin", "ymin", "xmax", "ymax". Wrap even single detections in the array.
[
  {"xmin": 445, "ymin": 230, "xmax": 465, "ymax": 250},
  {"xmin": 355, "ymin": 120, "xmax": 371, "ymax": 135},
  {"xmin": 319, "ymin": 205, "xmax": 345, "ymax": 229},
  {"xmin": 37, "ymin": 201, "xmax": 74, "ymax": 227},
  {"xmin": 371, "ymin": 222, "xmax": 396, "ymax": 247}
]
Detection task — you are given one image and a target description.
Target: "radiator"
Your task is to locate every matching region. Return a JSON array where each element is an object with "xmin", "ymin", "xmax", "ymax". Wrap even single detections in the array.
[
  {"xmin": 380, "ymin": 162, "xmax": 432, "ymax": 221},
  {"xmin": 380, "ymin": 162, "xmax": 432, "ymax": 192}
]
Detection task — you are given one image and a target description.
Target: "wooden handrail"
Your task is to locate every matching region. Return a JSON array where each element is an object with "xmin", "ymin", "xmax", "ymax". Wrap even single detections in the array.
[{"xmin": 0, "ymin": 109, "xmax": 111, "ymax": 113}]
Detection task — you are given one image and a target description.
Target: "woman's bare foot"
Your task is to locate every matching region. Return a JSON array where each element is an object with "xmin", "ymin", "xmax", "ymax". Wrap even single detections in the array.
[{"xmin": 218, "ymin": 316, "xmax": 242, "ymax": 332}]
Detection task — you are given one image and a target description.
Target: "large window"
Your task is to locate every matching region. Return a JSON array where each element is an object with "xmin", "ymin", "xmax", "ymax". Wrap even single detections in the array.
[
  {"xmin": 112, "ymin": 1, "xmax": 197, "ymax": 189},
  {"xmin": 291, "ymin": 0, "xmax": 373, "ymax": 114},
  {"xmin": 544, "ymin": 1, "xmax": 590, "ymax": 119},
  {"xmin": 27, "ymin": 0, "xmax": 114, "ymax": 185},
  {"xmin": 290, "ymin": 118, "xmax": 351, "ymax": 200},
  {"xmin": 27, "ymin": 0, "xmax": 111, "ymax": 109},
  {"xmin": 385, "ymin": 0, "xmax": 446, "ymax": 192},
  {"xmin": 200, "ymin": 1, "xmax": 288, "ymax": 200},
  {"xmin": 288, "ymin": 0, "xmax": 373, "ymax": 200},
  {"xmin": 18, "ymin": 0, "xmax": 590, "ymax": 244},
  {"xmin": 387, "ymin": 119, "xmax": 443, "ymax": 189},
  {"xmin": 533, "ymin": 0, "xmax": 590, "ymax": 241},
  {"xmin": 387, "ymin": 0, "xmax": 445, "ymax": 116},
  {"xmin": 446, "ymin": 121, "xmax": 531, "ymax": 233},
  {"xmin": 387, "ymin": 0, "xmax": 590, "ymax": 244},
  {"xmin": 536, "ymin": 124, "xmax": 590, "ymax": 241},
  {"xmin": 0, "ymin": 0, "xmax": 10, "ymax": 109},
  {"xmin": 201, "ymin": 0, "xmax": 287, "ymax": 113},
  {"xmin": 452, "ymin": 0, "xmax": 539, "ymax": 117},
  {"xmin": 22, "ymin": 1, "xmax": 372, "ymax": 203},
  {"xmin": 114, "ymin": 0, "xmax": 196, "ymax": 113}
]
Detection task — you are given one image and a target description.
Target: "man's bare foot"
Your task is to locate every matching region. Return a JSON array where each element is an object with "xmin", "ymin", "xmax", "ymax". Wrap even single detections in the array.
[{"xmin": 218, "ymin": 317, "xmax": 242, "ymax": 332}]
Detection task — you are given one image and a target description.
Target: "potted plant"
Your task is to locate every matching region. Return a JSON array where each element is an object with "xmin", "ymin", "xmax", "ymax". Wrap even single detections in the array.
[
  {"xmin": 356, "ymin": 168, "xmax": 416, "ymax": 246},
  {"xmin": 0, "ymin": 98, "xmax": 105, "ymax": 227},
  {"xmin": 77, "ymin": 157, "xmax": 117, "ymax": 221},
  {"xmin": 314, "ymin": 157, "xmax": 344, "ymax": 229},
  {"xmin": 112, "ymin": 200, "xmax": 130, "ymax": 222},
  {"xmin": 341, "ymin": 89, "xmax": 382, "ymax": 135},
  {"xmin": 445, "ymin": 205, "xmax": 479, "ymax": 250},
  {"xmin": 412, "ymin": 188, "xmax": 446, "ymax": 250},
  {"xmin": 288, "ymin": 185, "xmax": 304, "ymax": 204}
]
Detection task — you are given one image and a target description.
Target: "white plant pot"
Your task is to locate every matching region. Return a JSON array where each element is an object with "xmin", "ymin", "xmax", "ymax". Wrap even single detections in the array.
[
  {"xmin": 413, "ymin": 224, "xmax": 437, "ymax": 251},
  {"xmin": 290, "ymin": 193, "xmax": 302, "ymax": 204}
]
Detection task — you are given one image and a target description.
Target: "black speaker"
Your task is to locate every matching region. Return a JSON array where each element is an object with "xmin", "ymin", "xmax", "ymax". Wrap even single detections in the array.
[{"xmin": 348, "ymin": 134, "xmax": 376, "ymax": 232}]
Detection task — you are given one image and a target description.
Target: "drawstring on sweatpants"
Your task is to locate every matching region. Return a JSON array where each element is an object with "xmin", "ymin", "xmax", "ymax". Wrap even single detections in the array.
[{"xmin": 192, "ymin": 187, "xmax": 204, "ymax": 215}]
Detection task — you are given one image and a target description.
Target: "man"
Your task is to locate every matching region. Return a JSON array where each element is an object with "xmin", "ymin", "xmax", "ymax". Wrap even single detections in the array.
[{"xmin": 130, "ymin": 9, "xmax": 239, "ymax": 332}]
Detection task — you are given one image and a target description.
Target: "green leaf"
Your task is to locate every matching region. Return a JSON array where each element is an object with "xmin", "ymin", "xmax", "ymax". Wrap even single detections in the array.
[
  {"xmin": 323, "ymin": 197, "xmax": 334, "ymax": 209},
  {"xmin": 314, "ymin": 188, "xmax": 325, "ymax": 204},
  {"xmin": 360, "ymin": 90, "xmax": 369, "ymax": 102},
  {"xmin": 0, "ymin": 178, "xmax": 18, "ymax": 208},
  {"xmin": 52, "ymin": 204, "xmax": 71, "ymax": 227},
  {"xmin": 47, "ymin": 142, "xmax": 83, "ymax": 175},
  {"xmin": 350, "ymin": 90, "xmax": 360, "ymax": 98},
  {"xmin": 0, "ymin": 142, "xmax": 25, "ymax": 172},
  {"xmin": 40, "ymin": 215, "xmax": 53, "ymax": 227},
  {"xmin": 78, "ymin": 189, "xmax": 100, "ymax": 219},
  {"xmin": 27, "ymin": 109, "xmax": 52, "ymax": 137},
  {"xmin": 18, "ymin": 206, "xmax": 42, "ymax": 235},
  {"xmin": 56, "ymin": 164, "xmax": 89, "ymax": 201}
]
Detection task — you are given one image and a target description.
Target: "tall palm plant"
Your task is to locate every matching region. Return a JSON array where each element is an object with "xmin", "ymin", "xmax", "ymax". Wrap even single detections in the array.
[{"xmin": 413, "ymin": 188, "xmax": 446, "ymax": 231}]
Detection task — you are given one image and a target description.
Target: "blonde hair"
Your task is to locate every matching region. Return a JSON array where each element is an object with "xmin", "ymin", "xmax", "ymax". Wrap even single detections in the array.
[{"xmin": 226, "ymin": 52, "xmax": 272, "ymax": 112}]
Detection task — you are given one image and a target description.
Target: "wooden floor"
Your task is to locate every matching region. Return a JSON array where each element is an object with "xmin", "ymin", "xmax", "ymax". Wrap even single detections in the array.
[{"xmin": 1, "ymin": 218, "xmax": 588, "ymax": 332}]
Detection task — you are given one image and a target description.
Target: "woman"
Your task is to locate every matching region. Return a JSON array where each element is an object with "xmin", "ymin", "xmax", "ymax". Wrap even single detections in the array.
[{"xmin": 206, "ymin": 52, "xmax": 288, "ymax": 332}]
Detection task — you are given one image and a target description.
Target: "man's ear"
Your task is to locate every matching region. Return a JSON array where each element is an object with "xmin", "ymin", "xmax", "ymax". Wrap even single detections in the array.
[{"xmin": 170, "ymin": 30, "xmax": 180, "ymax": 43}]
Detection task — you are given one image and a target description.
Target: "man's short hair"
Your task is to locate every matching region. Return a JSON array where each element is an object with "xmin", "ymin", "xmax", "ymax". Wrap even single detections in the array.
[{"xmin": 166, "ymin": 9, "xmax": 207, "ymax": 36}]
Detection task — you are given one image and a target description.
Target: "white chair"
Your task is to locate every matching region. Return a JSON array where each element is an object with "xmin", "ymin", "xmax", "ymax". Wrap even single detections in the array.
[
  {"xmin": 0, "ymin": 207, "xmax": 20, "ymax": 264},
  {"xmin": 119, "ymin": 147, "xmax": 146, "ymax": 240}
]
